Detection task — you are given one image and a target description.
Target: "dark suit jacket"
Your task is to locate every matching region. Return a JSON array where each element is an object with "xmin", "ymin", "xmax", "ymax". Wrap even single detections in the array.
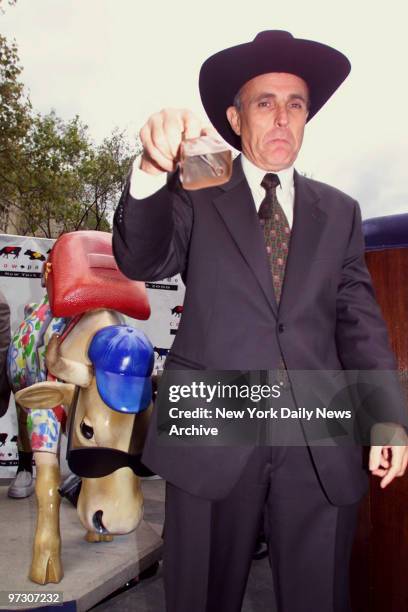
[
  {"xmin": 113, "ymin": 156, "xmax": 408, "ymax": 505},
  {"xmin": 0, "ymin": 289, "xmax": 11, "ymax": 418}
]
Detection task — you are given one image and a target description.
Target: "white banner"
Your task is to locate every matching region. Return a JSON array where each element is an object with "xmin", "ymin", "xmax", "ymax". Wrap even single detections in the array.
[
  {"xmin": 0, "ymin": 234, "xmax": 53, "ymax": 477},
  {"xmin": 132, "ymin": 275, "xmax": 186, "ymax": 374},
  {"xmin": 0, "ymin": 233, "xmax": 185, "ymax": 478}
]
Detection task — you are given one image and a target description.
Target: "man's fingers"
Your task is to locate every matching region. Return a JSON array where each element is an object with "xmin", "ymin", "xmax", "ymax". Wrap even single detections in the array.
[
  {"xmin": 150, "ymin": 123, "xmax": 172, "ymax": 159},
  {"xmin": 150, "ymin": 116, "xmax": 176, "ymax": 162},
  {"xmin": 369, "ymin": 446, "xmax": 383, "ymax": 471},
  {"xmin": 380, "ymin": 464, "xmax": 401, "ymax": 488},
  {"xmin": 140, "ymin": 122, "xmax": 175, "ymax": 173},
  {"xmin": 378, "ymin": 446, "xmax": 407, "ymax": 488},
  {"xmin": 181, "ymin": 109, "xmax": 203, "ymax": 140},
  {"xmin": 139, "ymin": 108, "xmax": 204, "ymax": 174},
  {"xmin": 379, "ymin": 449, "xmax": 390, "ymax": 468},
  {"xmin": 371, "ymin": 468, "xmax": 388, "ymax": 476},
  {"xmin": 161, "ymin": 111, "xmax": 186, "ymax": 159}
]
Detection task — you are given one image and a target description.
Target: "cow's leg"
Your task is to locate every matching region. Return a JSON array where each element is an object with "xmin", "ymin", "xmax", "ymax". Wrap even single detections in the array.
[
  {"xmin": 30, "ymin": 452, "xmax": 63, "ymax": 584},
  {"xmin": 28, "ymin": 408, "xmax": 63, "ymax": 584}
]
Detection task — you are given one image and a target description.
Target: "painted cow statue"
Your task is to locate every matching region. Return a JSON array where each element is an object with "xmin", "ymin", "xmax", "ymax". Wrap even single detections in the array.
[{"xmin": 7, "ymin": 231, "xmax": 154, "ymax": 585}]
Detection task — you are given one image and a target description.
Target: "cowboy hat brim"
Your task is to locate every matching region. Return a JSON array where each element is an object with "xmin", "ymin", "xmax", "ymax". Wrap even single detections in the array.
[{"xmin": 199, "ymin": 30, "xmax": 351, "ymax": 150}]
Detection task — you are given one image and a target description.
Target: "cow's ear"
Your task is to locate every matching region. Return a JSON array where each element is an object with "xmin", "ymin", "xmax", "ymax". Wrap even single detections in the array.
[{"xmin": 15, "ymin": 382, "xmax": 76, "ymax": 410}]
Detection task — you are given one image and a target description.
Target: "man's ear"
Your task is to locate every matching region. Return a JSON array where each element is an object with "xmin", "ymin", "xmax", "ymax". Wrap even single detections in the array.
[{"xmin": 226, "ymin": 106, "xmax": 241, "ymax": 136}]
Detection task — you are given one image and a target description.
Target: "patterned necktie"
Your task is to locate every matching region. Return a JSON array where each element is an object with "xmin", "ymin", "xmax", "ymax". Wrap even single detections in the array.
[
  {"xmin": 258, "ymin": 173, "xmax": 291, "ymax": 304},
  {"xmin": 258, "ymin": 172, "xmax": 291, "ymax": 387}
]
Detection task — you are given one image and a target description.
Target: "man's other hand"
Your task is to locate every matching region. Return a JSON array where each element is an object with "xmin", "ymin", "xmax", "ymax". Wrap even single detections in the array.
[
  {"xmin": 139, "ymin": 109, "xmax": 205, "ymax": 175},
  {"xmin": 369, "ymin": 423, "xmax": 408, "ymax": 488}
]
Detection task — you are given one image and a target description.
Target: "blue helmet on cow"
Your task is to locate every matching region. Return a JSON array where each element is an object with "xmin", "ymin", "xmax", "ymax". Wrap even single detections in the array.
[{"xmin": 88, "ymin": 325, "xmax": 154, "ymax": 414}]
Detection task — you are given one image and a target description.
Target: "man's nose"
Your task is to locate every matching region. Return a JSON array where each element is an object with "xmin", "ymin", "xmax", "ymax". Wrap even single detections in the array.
[{"xmin": 275, "ymin": 105, "xmax": 289, "ymax": 127}]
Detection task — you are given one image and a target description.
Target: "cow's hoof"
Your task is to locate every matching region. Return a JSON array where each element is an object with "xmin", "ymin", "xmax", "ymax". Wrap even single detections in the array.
[
  {"xmin": 85, "ymin": 530, "xmax": 114, "ymax": 542},
  {"xmin": 29, "ymin": 553, "xmax": 63, "ymax": 584}
]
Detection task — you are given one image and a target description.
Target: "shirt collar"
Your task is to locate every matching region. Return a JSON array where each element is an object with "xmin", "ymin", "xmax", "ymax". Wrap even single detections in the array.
[{"xmin": 240, "ymin": 154, "xmax": 294, "ymax": 196}]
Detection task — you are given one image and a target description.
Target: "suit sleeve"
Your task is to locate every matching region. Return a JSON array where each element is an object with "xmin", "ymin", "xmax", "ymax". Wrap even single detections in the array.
[
  {"xmin": 335, "ymin": 201, "xmax": 408, "ymax": 434},
  {"xmin": 112, "ymin": 172, "xmax": 193, "ymax": 282},
  {"xmin": 335, "ymin": 201, "xmax": 397, "ymax": 370}
]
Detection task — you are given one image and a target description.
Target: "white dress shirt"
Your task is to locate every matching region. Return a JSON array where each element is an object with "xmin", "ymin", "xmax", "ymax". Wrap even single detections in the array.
[
  {"xmin": 129, "ymin": 153, "xmax": 295, "ymax": 228},
  {"xmin": 240, "ymin": 155, "xmax": 295, "ymax": 229}
]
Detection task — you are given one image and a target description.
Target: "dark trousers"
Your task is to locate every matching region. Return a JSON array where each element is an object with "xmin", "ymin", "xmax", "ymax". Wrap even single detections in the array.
[{"xmin": 163, "ymin": 444, "xmax": 362, "ymax": 612}]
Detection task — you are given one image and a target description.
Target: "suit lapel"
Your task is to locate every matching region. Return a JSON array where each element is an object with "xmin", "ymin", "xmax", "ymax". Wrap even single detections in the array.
[
  {"xmin": 213, "ymin": 157, "xmax": 279, "ymax": 317},
  {"xmin": 212, "ymin": 160, "xmax": 328, "ymax": 320},
  {"xmin": 278, "ymin": 171, "xmax": 328, "ymax": 316}
]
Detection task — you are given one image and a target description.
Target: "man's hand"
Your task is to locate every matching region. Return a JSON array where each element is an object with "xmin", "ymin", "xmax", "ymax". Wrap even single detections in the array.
[
  {"xmin": 139, "ymin": 108, "xmax": 206, "ymax": 175},
  {"xmin": 369, "ymin": 423, "xmax": 408, "ymax": 488}
]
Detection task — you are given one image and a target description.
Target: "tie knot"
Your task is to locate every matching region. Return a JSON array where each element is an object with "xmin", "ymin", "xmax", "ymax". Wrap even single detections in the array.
[{"xmin": 261, "ymin": 173, "xmax": 280, "ymax": 192}]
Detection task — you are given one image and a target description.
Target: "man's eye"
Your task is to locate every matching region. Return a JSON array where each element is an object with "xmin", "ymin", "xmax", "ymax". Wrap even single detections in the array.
[
  {"xmin": 258, "ymin": 101, "xmax": 271, "ymax": 108},
  {"xmin": 289, "ymin": 102, "xmax": 304, "ymax": 110}
]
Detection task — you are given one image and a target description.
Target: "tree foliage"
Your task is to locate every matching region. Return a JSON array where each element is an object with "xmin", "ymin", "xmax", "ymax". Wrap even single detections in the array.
[
  {"xmin": 0, "ymin": 20, "xmax": 132, "ymax": 237},
  {"xmin": 0, "ymin": 32, "xmax": 31, "ymax": 223},
  {"xmin": 4, "ymin": 111, "xmax": 132, "ymax": 236}
]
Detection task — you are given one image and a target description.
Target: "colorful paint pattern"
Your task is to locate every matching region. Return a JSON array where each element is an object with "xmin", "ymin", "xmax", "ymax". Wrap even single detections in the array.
[{"xmin": 8, "ymin": 294, "xmax": 69, "ymax": 453}]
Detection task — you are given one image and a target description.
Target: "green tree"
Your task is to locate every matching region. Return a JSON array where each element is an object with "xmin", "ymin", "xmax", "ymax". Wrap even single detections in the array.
[
  {"xmin": 0, "ymin": 31, "xmax": 32, "ymax": 230},
  {"xmin": 65, "ymin": 127, "xmax": 132, "ymax": 233},
  {"xmin": 0, "ymin": 19, "xmax": 133, "ymax": 237},
  {"xmin": 6, "ymin": 111, "xmax": 132, "ymax": 237}
]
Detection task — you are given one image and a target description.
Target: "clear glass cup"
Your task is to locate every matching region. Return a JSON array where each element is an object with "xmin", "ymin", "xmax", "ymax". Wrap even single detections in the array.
[{"xmin": 179, "ymin": 134, "xmax": 232, "ymax": 190}]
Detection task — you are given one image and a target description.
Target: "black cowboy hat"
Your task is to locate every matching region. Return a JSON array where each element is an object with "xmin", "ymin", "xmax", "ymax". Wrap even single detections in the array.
[{"xmin": 199, "ymin": 30, "xmax": 351, "ymax": 150}]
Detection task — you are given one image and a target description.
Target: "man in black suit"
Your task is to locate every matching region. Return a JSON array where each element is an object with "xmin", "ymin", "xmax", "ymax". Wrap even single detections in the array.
[{"xmin": 113, "ymin": 31, "xmax": 408, "ymax": 612}]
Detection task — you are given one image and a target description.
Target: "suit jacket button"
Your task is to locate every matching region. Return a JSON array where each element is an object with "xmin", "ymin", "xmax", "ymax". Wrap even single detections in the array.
[{"xmin": 278, "ymin": 323, "xmax": 285, "ymax": 333}]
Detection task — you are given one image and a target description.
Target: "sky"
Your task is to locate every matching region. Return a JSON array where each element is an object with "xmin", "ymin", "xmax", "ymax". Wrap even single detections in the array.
[{"xmin": 1, "ymin": 0, "xmax": 407, "ymax": 219}]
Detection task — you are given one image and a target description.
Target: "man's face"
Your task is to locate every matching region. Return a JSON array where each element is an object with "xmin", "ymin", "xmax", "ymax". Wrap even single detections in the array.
[{"xmin": 226, "ymin": 72, "xmax": 309, "ymax": 171}]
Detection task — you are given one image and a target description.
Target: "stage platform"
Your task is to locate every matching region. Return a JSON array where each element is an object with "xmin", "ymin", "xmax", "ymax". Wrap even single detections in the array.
[{"xmin": 0, "ymin": 479, "xmax": 164, "ymax": 611}]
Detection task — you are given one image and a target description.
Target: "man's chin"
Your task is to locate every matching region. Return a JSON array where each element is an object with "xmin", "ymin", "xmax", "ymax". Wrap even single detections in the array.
[
  {"xmin": 259, "ymin": 148, "xmax": 295, "ymax": 171},
  {"xmin": 260, "ymin": 156, "xmax": 294, "ymax": 172}
]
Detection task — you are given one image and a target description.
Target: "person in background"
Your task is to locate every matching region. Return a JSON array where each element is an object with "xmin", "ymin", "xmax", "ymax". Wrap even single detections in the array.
[{"xmin": 3, "ymin": 294, "xmax": 35, "ymax": 498}]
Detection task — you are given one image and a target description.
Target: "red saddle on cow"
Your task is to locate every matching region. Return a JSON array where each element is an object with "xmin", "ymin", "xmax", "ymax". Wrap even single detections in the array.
[{"xmin": 45, "ymin": 231, "xmax": 150, "ymax": 320}]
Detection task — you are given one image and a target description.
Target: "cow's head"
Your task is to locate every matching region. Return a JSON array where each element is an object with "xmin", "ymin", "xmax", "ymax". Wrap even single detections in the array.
[{"xmin": 16, "ymin": 323, "xmax": 155, "ymax": 536}]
